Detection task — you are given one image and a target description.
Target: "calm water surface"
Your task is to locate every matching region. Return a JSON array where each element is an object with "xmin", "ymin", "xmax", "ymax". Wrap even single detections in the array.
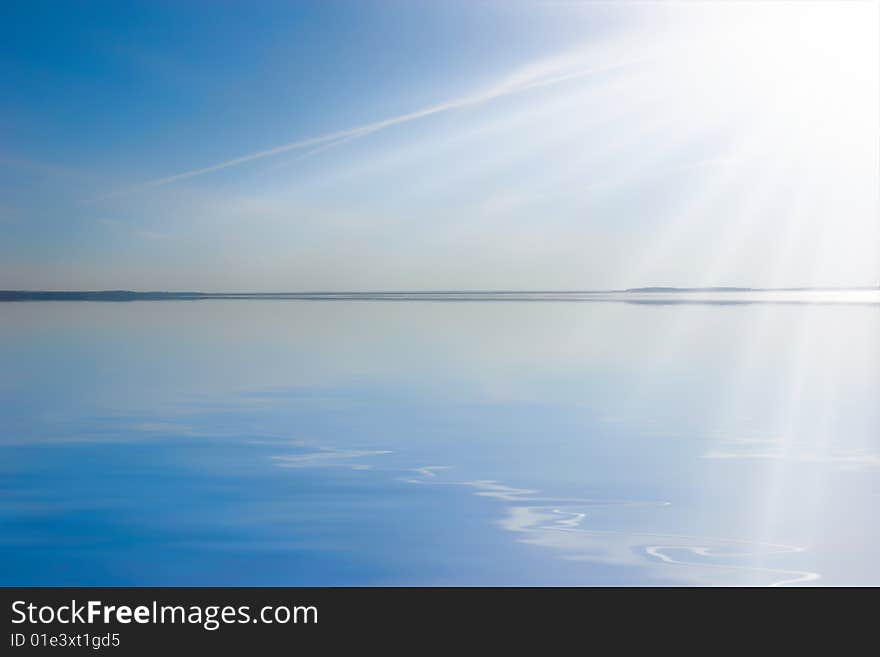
[{"xmin": 1, "ymin": 297, "xmax": 878, "ymax": 585}]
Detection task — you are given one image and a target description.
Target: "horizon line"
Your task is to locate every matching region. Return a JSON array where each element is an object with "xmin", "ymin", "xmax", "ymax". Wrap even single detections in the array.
[{"xmin": 3, "ymin": 286, "xmax": 879, "ymax": 297}]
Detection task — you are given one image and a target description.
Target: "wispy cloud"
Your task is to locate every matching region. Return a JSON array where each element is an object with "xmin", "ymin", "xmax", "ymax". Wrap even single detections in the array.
[{"xmin": 104, "ymin": 43, "xmax": 644, "ymax": 198}]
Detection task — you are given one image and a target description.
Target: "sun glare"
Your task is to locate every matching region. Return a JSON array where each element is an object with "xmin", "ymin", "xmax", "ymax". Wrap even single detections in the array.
[{"xmin": 660, "ymin": 2, "xmax": 879, "ymax": 141}]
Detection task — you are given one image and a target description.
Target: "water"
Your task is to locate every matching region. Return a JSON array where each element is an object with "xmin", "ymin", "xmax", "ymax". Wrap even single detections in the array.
[{"xmin": 1, "ymin": 295, "xmax": 878, "ymax": 585}]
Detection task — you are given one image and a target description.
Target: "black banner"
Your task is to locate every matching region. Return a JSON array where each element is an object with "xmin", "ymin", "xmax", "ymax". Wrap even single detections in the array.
[{"xmin": 1, "ymin": 586, "xmax": 863, "ymax": 654}]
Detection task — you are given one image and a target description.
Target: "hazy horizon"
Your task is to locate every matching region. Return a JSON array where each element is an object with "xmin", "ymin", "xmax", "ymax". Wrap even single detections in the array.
[{"xmin": 3, "ymin": 284, "xmax": 880, "ymax": 295}]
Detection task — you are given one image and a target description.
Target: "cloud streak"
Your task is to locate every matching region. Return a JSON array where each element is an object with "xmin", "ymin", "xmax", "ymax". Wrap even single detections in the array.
[{"xmin": 104, "ymin": 44, "xmax": 644, "ymax": 198}]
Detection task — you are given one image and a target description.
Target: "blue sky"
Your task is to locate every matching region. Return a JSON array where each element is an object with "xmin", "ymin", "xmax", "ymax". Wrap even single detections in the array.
[{"xmin": 1, "ymin": 1, "xmax": 878, "ymax": 291}]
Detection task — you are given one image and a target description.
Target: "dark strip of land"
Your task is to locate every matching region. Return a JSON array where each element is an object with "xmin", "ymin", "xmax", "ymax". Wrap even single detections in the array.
[{"xmin": 1, "ymin": 287, "xmax": 877, "ymax": 303}]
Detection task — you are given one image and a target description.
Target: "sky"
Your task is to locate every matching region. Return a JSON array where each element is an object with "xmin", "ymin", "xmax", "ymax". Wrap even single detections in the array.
[{"xmin": 1, "ymin": 0, "xmax": 878, "ymax": 291}]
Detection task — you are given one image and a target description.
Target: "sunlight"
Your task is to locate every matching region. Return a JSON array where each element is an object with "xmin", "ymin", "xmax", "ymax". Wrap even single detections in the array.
[
  {"xmin": 624, "ymin": 1, "xmax": 879, "ymax": 289},
  {"xmin": 666, "ymin": 1, "xmax": 878, "ymax": 156}
]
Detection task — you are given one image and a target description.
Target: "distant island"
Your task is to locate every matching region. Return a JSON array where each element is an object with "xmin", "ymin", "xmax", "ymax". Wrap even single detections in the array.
[{"xmin": 623, "ymin": 286, "xmax": 880, "ymax": 293}]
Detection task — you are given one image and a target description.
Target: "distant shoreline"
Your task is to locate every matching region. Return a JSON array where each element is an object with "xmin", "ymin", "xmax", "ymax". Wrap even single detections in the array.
[{"xmin": 1, "ymin": 287, "xmax": 878, "ymax": 303}]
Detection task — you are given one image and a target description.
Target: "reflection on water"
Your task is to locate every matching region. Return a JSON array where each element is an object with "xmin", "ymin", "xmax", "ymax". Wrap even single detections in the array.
[
  {"xmin": 1, "ymin": 297, "xmax": 878, "ymax": 585},
  {"xmin": 401, "ymin": 466, "xmax": 819, "ymax": 587}
]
